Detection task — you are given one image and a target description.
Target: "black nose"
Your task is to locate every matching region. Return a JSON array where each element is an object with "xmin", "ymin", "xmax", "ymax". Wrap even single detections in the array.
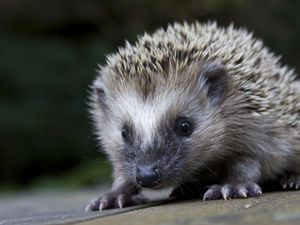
[{"xmin": 136, "ymin": 165, "xmax": 160, "ymax": 187}]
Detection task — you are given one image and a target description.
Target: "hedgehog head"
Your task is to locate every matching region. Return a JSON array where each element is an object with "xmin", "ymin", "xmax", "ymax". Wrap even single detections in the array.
[{"xmin": 91, "ymin": 51, "xmax": 231, "ymax": 188}]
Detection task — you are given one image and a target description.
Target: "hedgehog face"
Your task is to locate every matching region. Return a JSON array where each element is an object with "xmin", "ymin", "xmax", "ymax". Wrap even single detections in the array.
[{"xmin": 92, "ymin": 61, "xmax": 229, "ymax": 188}]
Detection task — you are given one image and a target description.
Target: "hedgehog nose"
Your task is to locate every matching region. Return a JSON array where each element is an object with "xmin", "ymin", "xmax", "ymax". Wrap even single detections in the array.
[{"xmin": 136, "ymin": 165, "xmax": 160, "ymax": 188}]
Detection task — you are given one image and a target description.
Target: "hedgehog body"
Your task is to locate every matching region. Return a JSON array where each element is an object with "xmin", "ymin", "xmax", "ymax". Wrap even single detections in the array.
[{"xmin": 87, "ymin": 22, "xmax": 300, "ymax": 211}]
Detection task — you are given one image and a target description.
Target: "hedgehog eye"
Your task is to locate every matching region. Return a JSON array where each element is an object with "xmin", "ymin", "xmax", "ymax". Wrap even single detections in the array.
[
  {"xmin": 174, "ymin": 117, "xmax": 193, "ymax": 137},
  {"xmin": 121, "ymin": 125, "xmax": 130, "ymax": 141}
]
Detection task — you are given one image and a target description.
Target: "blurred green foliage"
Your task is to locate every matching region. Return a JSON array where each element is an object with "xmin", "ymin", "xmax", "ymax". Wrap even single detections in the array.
[
  {"xmin": 30, "ymin": 158, "xmax": 112, "ymax": 189},
  {"xmin": 0, "ymin": 0, "xmax": 299, "ymax": 189},
  {"xmin": 0, "ymin": 35, "xmax": 114, "ymax": 187}
]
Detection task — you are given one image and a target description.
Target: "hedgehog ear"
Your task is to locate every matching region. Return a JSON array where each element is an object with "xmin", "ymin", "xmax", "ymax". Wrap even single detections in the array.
[
  {"xmin": 94, "ymin": 87, "xmax": 107, "ymax": 109},
  {"xmin": 200, "ymin": 61, "xmax": 228, "ymax": 106},
  {"xmin": 95, "ymin": 87, "xmax": 105, "ymax": 101}
]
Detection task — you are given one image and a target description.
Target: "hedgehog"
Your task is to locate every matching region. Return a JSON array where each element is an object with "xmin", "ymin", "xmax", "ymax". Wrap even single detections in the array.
[{"xmin": 86, "ymin": 22, "xmax": 300, "ymax": 211}]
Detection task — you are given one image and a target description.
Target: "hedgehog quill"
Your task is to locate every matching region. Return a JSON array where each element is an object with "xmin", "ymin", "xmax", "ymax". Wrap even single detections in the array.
[{"xmin": 86, "ymin": 22, "xmax": 300, "ymax": 211}]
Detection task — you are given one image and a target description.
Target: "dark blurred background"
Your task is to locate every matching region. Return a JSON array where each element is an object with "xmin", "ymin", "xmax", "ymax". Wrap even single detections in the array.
[{"xmin": 0, "ymin": 0, "xmax": 299, "ymax": 191}]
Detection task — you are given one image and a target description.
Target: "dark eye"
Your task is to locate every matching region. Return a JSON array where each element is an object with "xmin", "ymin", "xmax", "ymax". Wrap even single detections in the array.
[
  {"xmin": 174, "ymin": 117, "xmax": 193, "ymax": 137},
  {"xmin": 121, "ymin": 125, "xmax": 130, "ymax": 141}
]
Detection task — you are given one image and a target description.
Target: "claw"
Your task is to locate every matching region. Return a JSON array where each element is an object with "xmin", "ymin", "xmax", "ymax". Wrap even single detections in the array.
[
  {"xmin": 99, "ymin": 200, "xmax": 108, "ymax": 211},
  {"xmin": 289, "ymin": 181, "xmax": 294, "ymax": 188},
  {"xmin": 85, "ymin": 204, "xmax": 92, "ymax": 212},
  {"xmin": 203, "ymin": 185, "xmax": 222, "ymax": 201},
  {"xmin": 282, "ymin": 182, "xmax": 287, "ymax": 189},
  {"xmin": 203, "ymin": 182, "xmax": 261, "ymax": 201},
  {"xmin": 86, "ymin": 192, "xmax": 148, "ymax": 211},
  {"xmin": 280, "ymin": 174, "xmax": 300, "ymax": 190},
  {"xmin": 203, "ymin": 189, "xmax": 213, "ymax": 201},
  {"xmin": 221, "ymin": 185, "xmax": 230, "ymax": 200},
  {"xmin": 253, "ymin": 183, "xmax": 262, "ymax": 194},
  {"xmin": 117, "ymin": 194, "xmax": 125, "ymax": 209},
  {"xmin": 238, "ymin": 187, "xmax": 248, "ymax": 198},
  {"xmin": 85, "ymin": 199, "xmax": 99, "ymax": 212}
]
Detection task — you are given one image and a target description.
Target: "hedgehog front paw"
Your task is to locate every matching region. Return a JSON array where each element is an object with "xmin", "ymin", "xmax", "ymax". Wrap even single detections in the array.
[
  {"xmin": 279, "ymin": 174, "xmax": 300, "ymax": 190},
  {"xmin": 203, "ymin": 182, "xmax": 262, "ymax": 201},
  {"xmin": 85, "ymin": 192, "xmax": 149, "ymax": 211}
]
